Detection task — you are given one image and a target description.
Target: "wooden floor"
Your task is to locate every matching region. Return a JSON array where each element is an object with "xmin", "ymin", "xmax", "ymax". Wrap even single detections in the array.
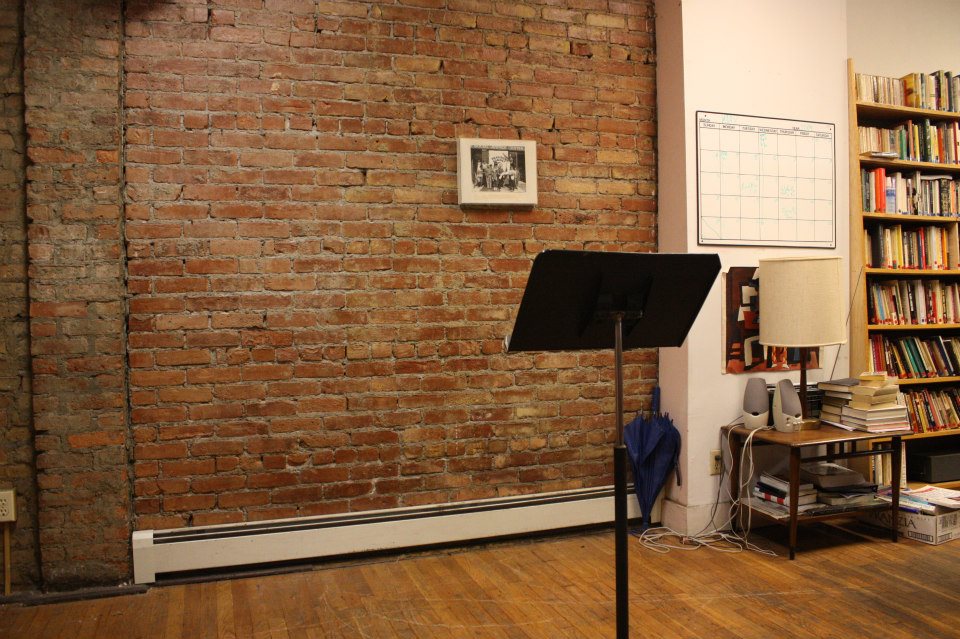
[{"xmin": 3, "ymin": 522, "xmax": 960, "ymax": 638}]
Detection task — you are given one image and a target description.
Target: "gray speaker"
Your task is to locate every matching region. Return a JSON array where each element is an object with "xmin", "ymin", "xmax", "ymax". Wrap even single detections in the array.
[
  {"xmin": 772, "ymin": 379, "xmax": 803, "ymax": 432},
  {"xmin": 742, "ymin": 378, "xmax": 769, "ymax": 430}
]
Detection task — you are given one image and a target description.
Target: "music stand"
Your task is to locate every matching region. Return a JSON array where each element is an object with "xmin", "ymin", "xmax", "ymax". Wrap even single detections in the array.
[{"xmin": 505, "ymin": 250, "xmax": 720, "ymax": 639}]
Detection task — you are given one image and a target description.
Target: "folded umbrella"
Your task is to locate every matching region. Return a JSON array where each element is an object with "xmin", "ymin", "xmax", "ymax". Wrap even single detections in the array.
[{"xmin": 624, "ymin": 387, "xmax": 682, "ymax": 530}]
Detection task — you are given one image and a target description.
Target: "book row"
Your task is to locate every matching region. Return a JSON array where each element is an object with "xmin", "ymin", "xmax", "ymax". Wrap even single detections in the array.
[
  {"xmin": 864, "ymin": 223, "xmax": 951, "ymax": 270},
  {"xmin": 856, "ymin": 70, "xmax": 960, "ymax": 113},
  {"xmin": 869, "ymin": 333, "xmax": 960, "ymax": 379},
  {"xmin": 859, "ymin": 120, "xmax": 960, "ymax": 165},
  {"xmin": 902, "ymin": 387, "xmax": 960, "ymax": 433},
  {"xmin": 868, "ymin": 278, "xmax": 960, "ymax": 326},
  {"xmin": 860, "ymin": 167, "xmax": 960, "ymax": 216}
]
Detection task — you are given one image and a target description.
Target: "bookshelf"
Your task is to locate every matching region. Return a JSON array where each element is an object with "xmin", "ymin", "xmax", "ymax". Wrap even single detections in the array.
[{"xmin": 848, "ymin": 59, "xmax": 960, "ymax": 451}]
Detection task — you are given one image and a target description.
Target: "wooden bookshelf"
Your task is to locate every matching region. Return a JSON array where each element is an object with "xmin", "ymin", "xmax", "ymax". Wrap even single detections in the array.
[
  {"xmin": 849, "ymin": 59, "xmax": 960, "ymax": 452},
  {"xmin": 895, "ymin": 376, "xmax": 960, "ymax": 385},
  {"xmin": 869, "ymin": 324, "xmax": 960, "ymax": 331},
  {"xmin": 856, "ymin": 100, "xmax": 960, "ymax": 123},
  {"xmin": 862, "ymin": 212, "xmax": 959, "ymax": 224},
  {"xmin": 859, "ymin": 156, "xmax": 960, "ymax": 173}
]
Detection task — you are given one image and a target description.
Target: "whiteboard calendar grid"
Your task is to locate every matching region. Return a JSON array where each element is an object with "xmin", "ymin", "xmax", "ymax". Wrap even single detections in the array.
[{"xmin": 696, "ymin": 111, "xmax": 836, "ymax": 248}]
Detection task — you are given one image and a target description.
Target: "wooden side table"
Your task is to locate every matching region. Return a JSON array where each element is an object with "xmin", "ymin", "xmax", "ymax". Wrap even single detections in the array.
[{"xmin": 722, "ymin": 424, "xmax": 903, "ymax": 559}]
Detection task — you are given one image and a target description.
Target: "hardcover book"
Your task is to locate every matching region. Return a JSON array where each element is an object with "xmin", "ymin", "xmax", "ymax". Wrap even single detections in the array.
[{"xmin": 799, "ymin": 462, "xmax": 865, "ymax": 489}]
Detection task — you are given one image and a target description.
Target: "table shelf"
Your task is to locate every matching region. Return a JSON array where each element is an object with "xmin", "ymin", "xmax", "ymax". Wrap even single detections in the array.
[{"xmin": 722, "ymin": 424, "xmax": 902, "ymax": 559}]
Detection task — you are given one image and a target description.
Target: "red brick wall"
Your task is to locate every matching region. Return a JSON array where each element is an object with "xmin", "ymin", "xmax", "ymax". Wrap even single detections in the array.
[
  {"xmin": 10, "ymin": 0, "xmax": 657, "ymax": 587},
  {"xmin": 24, "ymin": 0, "xmax": 129, "ymax": 586},
  {"xmin": 124, "ymin": 0, "xmax": 657, "ymax": 531},
  {"xmin": 0, "ymin": 0, "xmax": 39, "ymax": 588}
]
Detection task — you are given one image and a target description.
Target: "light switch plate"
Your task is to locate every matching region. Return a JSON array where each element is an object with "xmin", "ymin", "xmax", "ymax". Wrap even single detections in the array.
[{"xmin": 0, "ymin": 489, "xmax": 15, "ymax": 522}]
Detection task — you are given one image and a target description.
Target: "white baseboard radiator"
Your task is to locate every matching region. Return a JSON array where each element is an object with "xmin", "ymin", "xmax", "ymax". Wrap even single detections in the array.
[{"xmin": 133, "ymin": 485, "xmax": 642, "ymax": 584}]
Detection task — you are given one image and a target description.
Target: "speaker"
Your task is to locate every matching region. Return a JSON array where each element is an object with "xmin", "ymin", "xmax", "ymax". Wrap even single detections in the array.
[
  {"xmin": 772, "ymin": 379, "xmax": 802, "ymax": 432},
  {"xmin": 742, "ymin": 378, "xmax": 769, "ymax": 430}
]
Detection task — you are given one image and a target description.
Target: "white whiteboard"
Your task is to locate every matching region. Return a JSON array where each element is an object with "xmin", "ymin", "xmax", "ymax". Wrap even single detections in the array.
[{"xmin": 696, "ymin": 111, "xmax": 835, "ymax": 248}]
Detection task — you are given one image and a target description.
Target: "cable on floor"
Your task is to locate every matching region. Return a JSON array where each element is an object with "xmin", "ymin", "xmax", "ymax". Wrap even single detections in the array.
[{"xmin": 633, "ymin": 417, "xmax": 776, "ymax": 557}]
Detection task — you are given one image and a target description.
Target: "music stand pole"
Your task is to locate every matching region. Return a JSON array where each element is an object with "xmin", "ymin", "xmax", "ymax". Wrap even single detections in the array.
[{"xmin": 613, "ymin": 313, "xmax": 629, "ymax": 639}]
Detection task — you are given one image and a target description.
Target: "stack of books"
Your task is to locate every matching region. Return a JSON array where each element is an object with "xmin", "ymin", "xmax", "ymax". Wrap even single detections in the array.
[
  {"xmin": 800, "ymin": 461, "xmax": 882, "ymax": 508},
  {"xmin": 753, "ymin": 472, "xmax": 819, "ymax": 512},
  {"xmin": 817, "ymin": 377, "xmax": 858, "ymax": 423},
  {"xmin": 839, "ymin": 373, "xmax": 910, "ymax": 432}
]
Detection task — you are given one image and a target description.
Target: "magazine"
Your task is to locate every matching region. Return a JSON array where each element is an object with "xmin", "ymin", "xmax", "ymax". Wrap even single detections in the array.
[
  {"xmin": 897, "ymin": 485, "xmax": 960, "ymax": 509},
  {"xmin": 876, "ymin": 485, "xmax": 960, "ymax": 513}
]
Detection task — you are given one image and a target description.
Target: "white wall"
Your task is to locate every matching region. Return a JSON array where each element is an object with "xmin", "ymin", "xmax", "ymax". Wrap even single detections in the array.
[
  {"xmin": 655, "ymin": 0, "xmax": 850, "ymax": 533},
  {"xmin": 848, "ymin": 0, "xmax": 960, "ymax": 76}
]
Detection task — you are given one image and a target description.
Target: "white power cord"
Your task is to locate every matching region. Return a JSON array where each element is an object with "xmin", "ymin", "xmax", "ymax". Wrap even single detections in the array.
[{"xmin": 635, "ymin": 418, "xmax": 776, "ymax": 557}]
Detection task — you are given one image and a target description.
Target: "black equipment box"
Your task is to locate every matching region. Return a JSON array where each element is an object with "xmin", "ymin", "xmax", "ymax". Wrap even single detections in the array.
[
  {"xmin": 766, "ymin": 383, "xmax": 823, "ymax": 418},
  {"xmin": 907, "ymin": 449, "xmax": 960, "ymax": 483}
]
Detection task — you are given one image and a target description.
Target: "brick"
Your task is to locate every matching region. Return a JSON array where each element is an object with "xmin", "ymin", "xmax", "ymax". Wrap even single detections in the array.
[
  {"xmin": 66, "ymin": 431, "xmax": 125, "ymax": 449},
  {"xmin": 135, "ymin": 442, "xmax": 189, "ymax": 460},
  {"xmin": 163, "ymin": 494, "xmax": 217, "ymax": 512}
]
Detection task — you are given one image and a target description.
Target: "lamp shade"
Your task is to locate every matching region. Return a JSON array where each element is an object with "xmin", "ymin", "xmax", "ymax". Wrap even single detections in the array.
[{"xmin": 758, "ymin": 256, "xmax": 846, "ymax": 347}]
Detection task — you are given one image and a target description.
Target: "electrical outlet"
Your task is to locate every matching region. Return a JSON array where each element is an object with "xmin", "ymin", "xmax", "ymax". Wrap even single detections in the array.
[
  {"xmin": 709, "ymin": 450, "xmax": 722, "ymax": 476},
  {"xmin": 0, "ymin": 489, "xmax": 15, "ymax": 522}
]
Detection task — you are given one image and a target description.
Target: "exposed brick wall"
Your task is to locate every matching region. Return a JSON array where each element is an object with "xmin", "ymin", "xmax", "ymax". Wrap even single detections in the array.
[
  {"xmin": 8, "ymin": 0, "xmax": 657, "ymax": 588},
  {"xmin": 23, "ymin": 0, "xmax": 129, "ymax": 586},
  {"xmin": 124, "ymin": 0, "xmax": 657, "ymax": 530},
  {"xmin": 0, "ymin": 0, "xmax": 39, "ymax": 588}
]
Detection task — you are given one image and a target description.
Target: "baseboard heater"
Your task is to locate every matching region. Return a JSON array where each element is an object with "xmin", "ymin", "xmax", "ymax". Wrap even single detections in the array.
[{"xmin": 133, "ymin": 485, "xmax": 642, "ymax": 584}]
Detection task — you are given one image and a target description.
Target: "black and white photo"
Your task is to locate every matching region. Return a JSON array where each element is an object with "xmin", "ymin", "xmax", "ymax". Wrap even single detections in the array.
[{"xmin": 457, "ymin": 138, "xmax": 537, "ymax": 207}]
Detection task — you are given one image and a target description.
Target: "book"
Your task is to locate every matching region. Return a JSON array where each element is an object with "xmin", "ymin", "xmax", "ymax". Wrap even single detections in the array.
[
  {"xmin": 847, "ymin": 395, "xmax": 901, "ymax": 408},
  {"xmin": 840, "ymin": 416, "xmax": 909, "ymax": 428},
  {"xmin": 850, "ymin": 384, "xmax": 899, "ymax": 397},
  {"xmin": 821, "ymin": 396, "xmax": 850, "ymax": 407},
  {"xmin": 817, "ymin": 378, "xmax": 859, "ymax": 393},
  {"xmin": 819, "ymin": 404, "xmax": 842, "ymax": 419},
  {"xmin": 746, "ymin": 497, "xmax": 789, "ymax": 520},
  {"xmin": 840, "ymin": 412, "xmax": 908, "ymax": 423},
  {"xmin": 758, "ymin": 472, "xmax": 814, "ymax": 493},
  {"xmin": 841, "ymin": 420, "xmax": 910, "ymax": 432},
  {"xmin": 858, "ymin": 372, "xmax": 890, "ymax": 387},
  {"xmin": 799, "ymin": 462, "xmax": 865, "ymax": 489},
  {"xmin": 817, "ymin": 492, "xmax": 881, "ymax": 506},
  {"xmin": 841, "ymin": 404, "xmax": 908, "ymax": 419},
  {"xmin": 818, "ymin": 482, "xmax": 878, "ymax": 494},
  {"xmin": 755, "ymin": 481, "xmax": 817, "ymax": 499},
  {"xmin": 754, "ymin": 481, "xmax": 786, "ymax": 498},
  {"xmin": 753, "ymin": 488, "xmax": 818, "ymax": 507},
  {"xmin": 822, "ymin": 389, "xmax": 854, "ymax": 400},
  {"xmin": 840, "ymin": 420, "xmax": 910, "ymax": 433}
]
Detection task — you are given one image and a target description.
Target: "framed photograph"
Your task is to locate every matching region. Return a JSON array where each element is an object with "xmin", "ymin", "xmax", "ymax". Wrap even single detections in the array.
[{"xmin": 457, "ymin": 138, "xmax": 537, "ymax": 207}]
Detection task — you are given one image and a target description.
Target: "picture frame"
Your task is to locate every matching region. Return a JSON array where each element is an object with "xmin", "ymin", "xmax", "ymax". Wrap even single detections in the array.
[
  {"xmin": 457, "ymin": 138, "xmax": 537, "ymax": 207},
  {"xmin": 721, "ymin": 266, "xmax": 819, "ymax": 374}
]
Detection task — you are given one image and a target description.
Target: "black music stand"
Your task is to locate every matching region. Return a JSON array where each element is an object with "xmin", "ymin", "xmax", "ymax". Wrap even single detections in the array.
[{"xmin": 505, "ymin": 250, "xmax": 720, "ymax": 639}]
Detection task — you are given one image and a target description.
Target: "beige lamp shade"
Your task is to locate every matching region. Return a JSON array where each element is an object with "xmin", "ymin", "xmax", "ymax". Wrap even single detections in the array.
[{"xmin": 758, "ymin": 256, "xmax": 846, "ymax": 347}]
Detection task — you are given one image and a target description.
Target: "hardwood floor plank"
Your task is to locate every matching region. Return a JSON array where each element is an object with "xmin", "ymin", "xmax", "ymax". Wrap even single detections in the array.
[
  {"xmin": 229, "ymin": 578, "xmax": 255, "ymax": 639},
  {"xmin": 215, "ymin": 580, "xmax": 236, "ymax": 639},
  {"xmin": 163, "ymin": 583, "xmax": 185, "ymax": 639}
]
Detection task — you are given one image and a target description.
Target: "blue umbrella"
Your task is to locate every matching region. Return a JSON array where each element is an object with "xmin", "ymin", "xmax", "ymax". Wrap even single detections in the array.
[{"xmin": 624, "ymin": 387, "xmax": 682, "ymax": 530}]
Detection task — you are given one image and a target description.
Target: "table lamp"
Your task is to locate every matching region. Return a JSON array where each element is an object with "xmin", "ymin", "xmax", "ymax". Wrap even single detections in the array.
[{"xmin": 758, "ymin": 256, "xmax": 846, "ymax": 431}]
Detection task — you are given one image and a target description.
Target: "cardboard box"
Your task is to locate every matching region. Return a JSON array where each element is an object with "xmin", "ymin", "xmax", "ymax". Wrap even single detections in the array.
[{"xmin": 860, "ymin": 507, "xmax": 960, "ymax": 545}]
